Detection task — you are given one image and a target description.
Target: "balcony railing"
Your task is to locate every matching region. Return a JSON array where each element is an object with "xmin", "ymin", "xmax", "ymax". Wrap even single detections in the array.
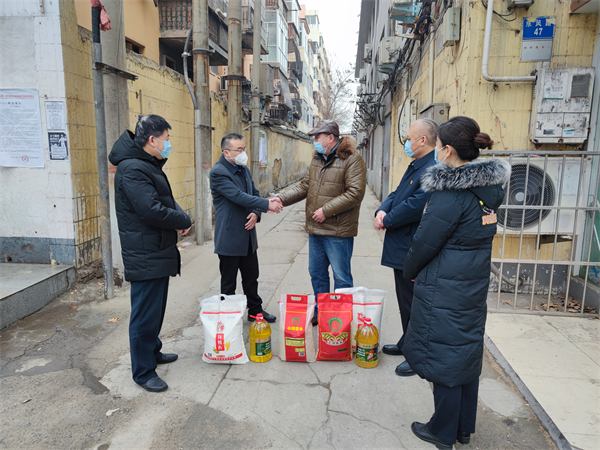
[
  {"xmin": 158, "ymin": 0, "xmax": 193, "ymax": 31},
  {"xmin": 269, "ymin": 102, "xmax": 298, "ymax": 127},
  {"xmin": 241, "ymin": 0, "xmax": 268, "ymax": 53},
  {"xmin": 288, "ymin": 60, "xmax": 303, "ymax": 82}
]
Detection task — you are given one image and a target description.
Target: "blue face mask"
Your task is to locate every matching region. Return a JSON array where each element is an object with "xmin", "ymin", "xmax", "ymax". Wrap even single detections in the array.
[
  {"xmin": 405, "ymin": 136, "xmax": 424, "ymax": 158},
  {"xmin": 404, "ymin": 140, "xmax": 415, "ymax": 158},
  {"xmin": 156, "ymin": 138, "xmax": 171, "ymax": 159},
  {"xmin": 435, "ymin": 146, "xmax": 448, "ymax": 165},
  {"xmin": 313, "ymin": 141, "xmax": 327, "ymax": 154}
]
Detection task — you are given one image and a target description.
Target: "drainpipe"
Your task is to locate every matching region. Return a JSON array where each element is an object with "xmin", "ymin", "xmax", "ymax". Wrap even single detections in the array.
[
  {"xmin": 429, "ymin": 27, "xmax": 434, "ymax": 104},
  {"xmin": 482, "ymin": 0, "xmax": 535, "ymax": 83},
  {"xmin": 91, "ymin": 5, "xmax": 114, "ymax": 299},
  {"xmin": 250, "ymin": 0, "xmax": 262, "ymax": 182}
]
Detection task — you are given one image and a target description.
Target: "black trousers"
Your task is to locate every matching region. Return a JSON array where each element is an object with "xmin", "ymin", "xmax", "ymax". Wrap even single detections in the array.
[
  {"xmin": 129, "ymin": 276, "xmax": 169, "ymax": 384},
  {"xmin": 393, "ymin": 269, "xmax": 414, "ymax": 348},
  {"xmin": 218, "ymin": 244, "xmax": 263, "ymax": 316},
  {"xmin": 429, "ymin": 379, "xmax": 479, "ymax": 445}
]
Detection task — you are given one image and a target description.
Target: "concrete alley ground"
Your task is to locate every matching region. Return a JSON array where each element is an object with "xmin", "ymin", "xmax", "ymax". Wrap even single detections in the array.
[{"xmin": 0, "ymin": 188, "xmax": 560, "ymax": 450}]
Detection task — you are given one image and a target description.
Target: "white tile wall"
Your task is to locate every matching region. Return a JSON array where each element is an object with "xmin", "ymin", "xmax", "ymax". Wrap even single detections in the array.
[{"xmin": 0, "ymin": 1, "xmax": 74, "ymax": 240}]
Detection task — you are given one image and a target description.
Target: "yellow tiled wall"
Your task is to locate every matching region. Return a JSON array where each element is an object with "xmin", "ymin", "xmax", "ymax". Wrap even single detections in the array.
[
  {"xmin": 62, "ymin": 1, "xmax": 101, "ymax": 267},
  {"xmin": 385, "ymin": 0, "xmax": 597, "ymax": 262},
  {"xmin": 126, "ymin": 53, "xmax": 196, "ymax": 216},
  {"xmin": 389, "ymin": 0, "xmax": 598, "ymax": 192}
]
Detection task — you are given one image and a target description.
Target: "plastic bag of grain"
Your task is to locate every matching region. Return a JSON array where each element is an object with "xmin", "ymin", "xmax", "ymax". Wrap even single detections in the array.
[
  {"xmin": 278, "ymin": 294, "xmax": 316, "ymax": 362},
  {"xmin": 335, "ymin": 287, "xmax": 387, "ymax": 352},
  {"xmin": 200, "ymin": 294, "xmax": 249, "ymax": 364},
  {"xmin": 316, "ymin": 293, "xmax": 353, "ymax": 361}
]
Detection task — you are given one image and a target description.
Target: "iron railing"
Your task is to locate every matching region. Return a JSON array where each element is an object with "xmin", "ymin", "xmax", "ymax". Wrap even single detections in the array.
[{"xmin": 482, "ymin": 150, "xmax": 600, "ymax": 318}]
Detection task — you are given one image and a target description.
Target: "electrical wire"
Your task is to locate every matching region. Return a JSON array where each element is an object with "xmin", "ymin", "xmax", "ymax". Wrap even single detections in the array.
[
  {"xmin": 481, "ymin": 0, "xmax": 518, "ymax": 22},
  {"xmin": 354, "ymin": 0, "xmax": 434, "ymax": 135}
]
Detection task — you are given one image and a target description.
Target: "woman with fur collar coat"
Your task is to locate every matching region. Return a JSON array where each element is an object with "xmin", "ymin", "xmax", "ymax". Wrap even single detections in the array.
[{"xmin": 402, "ymin": 117, "xmax": 511, "ymax": 449}]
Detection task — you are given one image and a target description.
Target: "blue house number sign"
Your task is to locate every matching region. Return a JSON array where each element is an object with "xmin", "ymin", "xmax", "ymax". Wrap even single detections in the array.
[{"xmin": 521, "ymin": 17, "xmax": 555, "ymax": 61}]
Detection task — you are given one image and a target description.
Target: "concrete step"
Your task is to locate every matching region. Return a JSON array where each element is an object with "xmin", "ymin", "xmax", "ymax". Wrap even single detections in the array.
[{"xmin": 0, "ymin": 263, "xmax": 75, "ymax": 330}]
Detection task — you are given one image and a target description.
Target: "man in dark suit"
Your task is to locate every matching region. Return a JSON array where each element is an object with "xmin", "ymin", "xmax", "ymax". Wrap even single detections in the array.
[
  {"xmin": 374, "ymin": 119, "xmax": 438, "ymax": 377},
  {"xmin": 109, "ymin": 114, "xmax": 192, "ymax": 393},
  {"xmin": 210, "ymin": 133, "xmax": 282, "ymax": 322}
]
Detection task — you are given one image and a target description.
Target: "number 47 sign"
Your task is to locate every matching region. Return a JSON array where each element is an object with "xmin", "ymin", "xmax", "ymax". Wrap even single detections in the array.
[
  {"xmin": 521, "ymin": 16, "xmax": 555, "ymax": 62},
  {"xmin": 523, "ymin": 17, "xmax": 555, "ymax": 40}
]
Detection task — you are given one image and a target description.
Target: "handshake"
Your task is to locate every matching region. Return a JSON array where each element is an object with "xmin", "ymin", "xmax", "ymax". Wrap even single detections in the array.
[{"xmin": 268, "ymin": 196, "xmax": 284, "ymax": 214}]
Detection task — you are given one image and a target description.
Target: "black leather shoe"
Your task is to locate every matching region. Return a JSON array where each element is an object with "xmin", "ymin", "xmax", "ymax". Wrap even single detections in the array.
[
  {"xmin": 156, "ymin": 352, "xmax": 178, "ymax": 364},
  {"xmin": 382, "ymin": 344, "xmax": 403, "ymax": 356},
  {"xmin": 395, "ymin": 360, "xmax": 416, "ymax": 377},
  {"xmin": 311, "ymin": 315, "xmax": 318, "ymax": 326},
  {"xmin": 139, "ymin": 376, "xmax": 168, "ymax": 393},
  {"xmin": 457, "ymin": 431, "xmax": 470, "ymax": 444},
  {"xmin": 248, "ymin": 311, "xmax": 276, "ymax": 323},
  {"xmin": 411, "ymin": 422, "xmax": 453, "ymax": 449}
]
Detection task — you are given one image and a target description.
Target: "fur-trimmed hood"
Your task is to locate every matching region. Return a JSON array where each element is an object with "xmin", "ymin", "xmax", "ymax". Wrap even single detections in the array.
[
  {"xmin": 422, "ymin": 158, "xmax": 510, "ymax": 210},
  {"xmin": 422, "ymin": 158, "xmax": 510, "ymax": 192},
  {"xmin": 312, "ymin": 136, "xmax": 356, "ymax": 159}
]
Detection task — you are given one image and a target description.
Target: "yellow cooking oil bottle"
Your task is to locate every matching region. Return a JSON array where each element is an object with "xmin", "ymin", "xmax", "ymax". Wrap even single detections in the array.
[
  {"xmin": 355, "ymin": 317, "xmax": 379, "ymax": 368},
  {"xmin": 249, "ymin": 313, "xmax": 272, "ymax": 363}
]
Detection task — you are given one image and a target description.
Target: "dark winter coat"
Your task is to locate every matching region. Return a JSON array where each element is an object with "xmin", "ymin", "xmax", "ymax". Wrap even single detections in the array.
[
  {"xmin": 403, "ymin": 158, "xmax": 510, "ymax": 388},
  {"xmin": 377, "ymin": 151, "xmax": 436, "ymax": 270},
  {"xmin": 210, "ymin": 154, "xmax": 269, "ymax": 257},
  {"xmin": 109, "ymin": 130, "xmax": 191, "ymax": 282},
  {"xmin": 278, "ymin": 137, "xmax": 367, "ymax": 238}
]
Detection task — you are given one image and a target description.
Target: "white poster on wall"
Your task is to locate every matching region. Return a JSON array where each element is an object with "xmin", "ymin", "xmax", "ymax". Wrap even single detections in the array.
[
  {"xmin": 259, "ymin": 130, "xmax": 268, "ymax": 167},
  {"xmin": 44, "ymin": 100, "xmax": 67, "ymax": 131},
  {"xmin": 0, "ymin": 89, "xmax": 45, "ymax": 168}
]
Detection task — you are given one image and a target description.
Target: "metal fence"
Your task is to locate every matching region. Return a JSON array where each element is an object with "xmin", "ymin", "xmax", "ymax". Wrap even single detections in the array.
[{"xmin": 482, "ymin": 150, "xmax": 600, "ymax": 317}]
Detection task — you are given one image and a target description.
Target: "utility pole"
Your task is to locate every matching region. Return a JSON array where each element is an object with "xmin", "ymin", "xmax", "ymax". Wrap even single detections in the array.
[
  {"xmin": 250, "ymin": 0, "xmax": 262, "ymax": 181},
  {"xmin": 227, "ymin": 0, "xmax": 243, "ymax": 133},
  {"xmin": 91, "ymin": 5, "xmax": 114, "ymax": 299},
  {"xmin": 192, "ymin": 0, "xmax": 213, "ymax": 244}
]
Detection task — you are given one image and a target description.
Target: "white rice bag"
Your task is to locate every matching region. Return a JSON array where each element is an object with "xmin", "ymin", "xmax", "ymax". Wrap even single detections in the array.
[
  {"xmin": 335, "ymin": 287, "xmax": 387, "ymax": 352},
  {"xmin": 278, "ymin": 294, "xmax": 316, "ymax": 362},
  {"xmin": 200, "ymin": 294, "xmax": 249, "ymax": 364}
]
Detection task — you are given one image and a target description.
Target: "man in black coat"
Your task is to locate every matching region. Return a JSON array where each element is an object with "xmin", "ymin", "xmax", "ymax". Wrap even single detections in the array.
[
  {"xmin": 210, "ymin": 133, "xmax": 282, "ymax": 323},
  {"xmin": 109, "ymin": 115, "xmax": 191, "ymax": 393},
  {"xmin": 374, "ymin": 119, "xmax": 438, "ymax": 377}
]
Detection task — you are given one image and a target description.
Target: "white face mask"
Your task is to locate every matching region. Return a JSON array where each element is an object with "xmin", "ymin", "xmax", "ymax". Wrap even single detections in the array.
[{"xmin": 234, "ymin": 151, "xmax": 248, "ymax": 166}]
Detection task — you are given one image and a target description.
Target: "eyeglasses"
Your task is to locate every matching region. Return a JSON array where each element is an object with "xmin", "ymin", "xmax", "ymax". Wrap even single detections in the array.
[{"xmin": 225, "ymin": 147, "xmax": 246, "ymax": 153}]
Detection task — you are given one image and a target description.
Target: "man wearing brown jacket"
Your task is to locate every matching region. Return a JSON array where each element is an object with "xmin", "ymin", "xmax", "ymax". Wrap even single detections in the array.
[{"xmin": 278, "ymin": 120, "xmax": 367, "ymax": 325}]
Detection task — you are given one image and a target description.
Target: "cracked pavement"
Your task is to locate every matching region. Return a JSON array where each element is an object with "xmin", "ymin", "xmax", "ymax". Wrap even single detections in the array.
[{"xmin": 0, "ymin": 189, "xmax": 558, "ymax": 449}]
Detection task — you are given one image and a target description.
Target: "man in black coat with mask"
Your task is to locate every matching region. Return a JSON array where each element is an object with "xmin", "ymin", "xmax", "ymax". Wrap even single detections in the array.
[
  {"xmin": 374, "ymin": 119, "xmax": 438, "ymax": 377},
  {"xmin": 109, "ymin": 115, "xmax": 191, "ymax": 393}
]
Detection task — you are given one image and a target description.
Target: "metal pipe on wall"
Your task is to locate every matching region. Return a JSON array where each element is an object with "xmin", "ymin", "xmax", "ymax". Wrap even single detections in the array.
[
  {"xmin": 192, "ymin": 0, "xmax": 213, "ymax": 244},
  {"xmin": 482, "ymin": 0, "xmax": 535, "ymax": 83},
  {"xmin": 429, "ymin": 28, "xmax": 434, "ymax": 105},
  {"xmin": 228, "ymin": 0, "xmax": 243, "ymax": 133},
  {"xmin": 250, "ymin": 0, "xmax": 262, "ymax": 181},
  {"xmin": 91, "ymin": 6, "xmax": 114, "ymax": 299}
]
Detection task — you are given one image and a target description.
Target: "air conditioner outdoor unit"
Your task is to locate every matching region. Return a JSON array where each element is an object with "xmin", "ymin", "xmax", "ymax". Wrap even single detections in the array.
[
  {"xmin": 398, "ymin": 98, "xmax": 415, "ymax": 143},
  {"xmin": 495, "ymin": 157, "xmax": 588, "ymax": 235},
  {"xmin": 357, "ymin": 130, "xmax": 368, "ymax": 146},
  {"xmin": 359, "ymin": 68, "xmax": 366, "ymax": 84},
  {"xmin": 363, "ymin": 43, "xmax": 372, "ymax": 63},
  {"xmin": 378, "ymin": 36, "xmax": 401, "ymax": 74}
]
